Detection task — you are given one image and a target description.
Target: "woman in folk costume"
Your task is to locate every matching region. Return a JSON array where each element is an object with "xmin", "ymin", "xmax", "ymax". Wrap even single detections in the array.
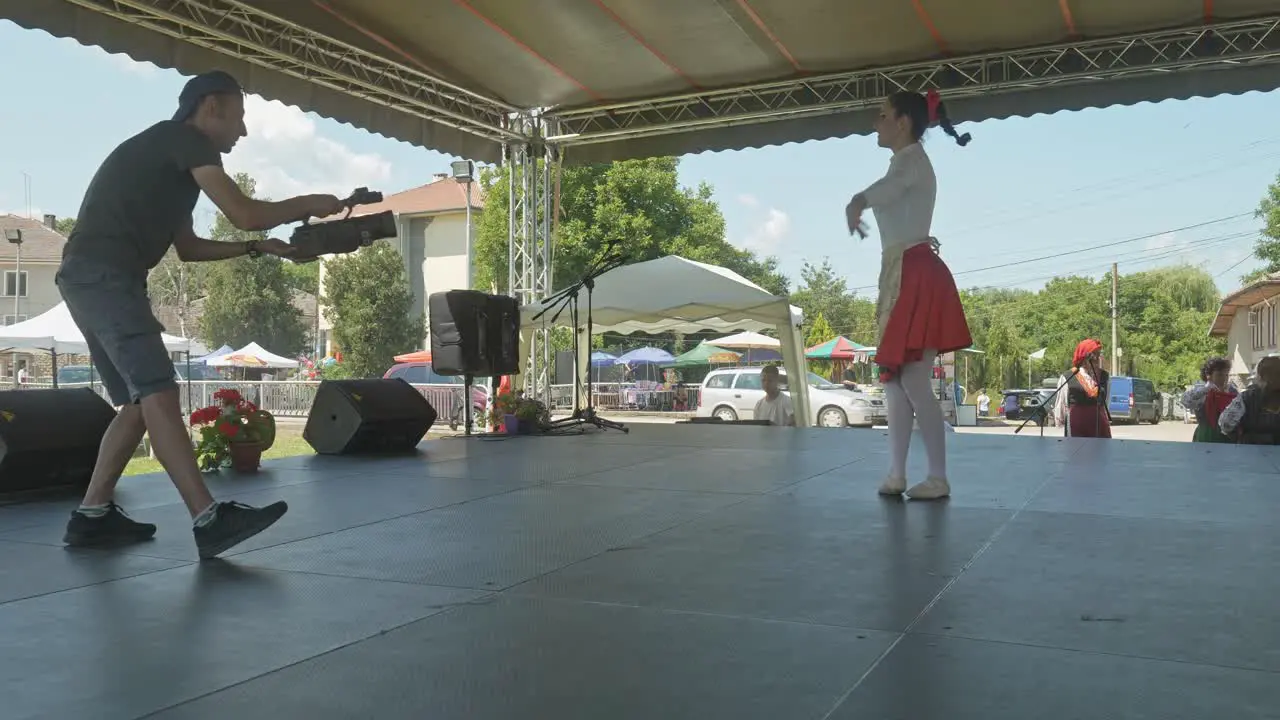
[
  {"xmin": 1180, "ymin": 356, "xmax": 1237, "ymax": 443},
  {"xmin": 845, "ymin": 90, "xmax": 973, "ymax": 500},
  {"xmin": 1065, "ymin": 339, "xmax": 1111, "ymax": 438},
  {"xmin": 1218, "ymin": 355, "xmax": 1280, "ymax": 444}
]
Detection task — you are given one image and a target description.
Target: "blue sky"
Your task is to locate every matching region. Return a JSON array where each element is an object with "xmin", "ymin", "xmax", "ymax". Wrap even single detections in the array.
[{"xmin": 1, "ymin": 20, "xmax": 1276, "ymax": 298}]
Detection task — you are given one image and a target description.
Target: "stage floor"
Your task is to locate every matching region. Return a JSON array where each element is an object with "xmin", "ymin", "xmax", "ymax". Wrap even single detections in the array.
[{"xmin": 2, "ymin": 424, "xmax": 1279, "ymax": 719}]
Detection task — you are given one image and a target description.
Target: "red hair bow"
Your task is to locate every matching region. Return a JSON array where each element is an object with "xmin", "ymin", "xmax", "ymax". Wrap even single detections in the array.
[{"xmin": 926, "ymin": 89, "xmax": 941, "ymax": 124}]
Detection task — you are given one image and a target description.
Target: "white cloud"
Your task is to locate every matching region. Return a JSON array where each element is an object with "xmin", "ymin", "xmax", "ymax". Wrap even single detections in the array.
[
  {"xmin": 1144, "ymin": 231, "xmax": 1177, "ymax": 251},
  {"xmin": 739, "ymin": 207, "xmax": 791, "ymax": 254},
  {"xmin": 738, "ymin": 193, "xmax": 759, "ymax": 208},
  {"xmin": 224, "ymin": 95, "xmax": 392, "ymax": 201}
]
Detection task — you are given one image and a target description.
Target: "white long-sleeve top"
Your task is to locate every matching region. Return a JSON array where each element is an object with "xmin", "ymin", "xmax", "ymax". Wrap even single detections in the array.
[{"xmin": 859, "ymin": 142, "xmax": 937, "ymax": 253}]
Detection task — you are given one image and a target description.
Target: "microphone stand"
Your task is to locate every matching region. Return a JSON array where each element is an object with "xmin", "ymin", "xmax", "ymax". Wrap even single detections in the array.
[
  {"xmin": 1016, "ymin": 373, "xmax": 1069, "ymax": 437},
  {"xmin": 532, "ymin": 249, "xmax": 629, "ymax": 434}
]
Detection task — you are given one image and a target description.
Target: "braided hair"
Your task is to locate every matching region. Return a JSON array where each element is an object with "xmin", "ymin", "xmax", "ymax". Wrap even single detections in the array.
[{"xmin": 887, "ymin": 90, "xmax": 972, "ymax": 147}]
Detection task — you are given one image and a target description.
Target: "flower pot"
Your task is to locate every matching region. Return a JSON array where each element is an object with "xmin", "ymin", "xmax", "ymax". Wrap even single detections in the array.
[
  {"xmin": 229, "ymin": 441, "xmax": 264, "ymax": 472},
  {"xmin": 516, "ymin": 418, "xmax": 534, "ymax": 435},
  {"xmin": 503, "ymin": 414, "xmax": 519, "ymax": 434}
]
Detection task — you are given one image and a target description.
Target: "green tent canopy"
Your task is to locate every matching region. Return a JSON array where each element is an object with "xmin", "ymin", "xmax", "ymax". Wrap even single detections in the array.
[{"xmin": 665, "ymin": 343, "xmax": 741, "ymax": 368}]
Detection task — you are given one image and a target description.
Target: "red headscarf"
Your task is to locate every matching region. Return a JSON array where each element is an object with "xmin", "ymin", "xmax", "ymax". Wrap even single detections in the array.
[{"xmin": 1073, "ymin": 339, "xmax": 1102, "ymax": 368}]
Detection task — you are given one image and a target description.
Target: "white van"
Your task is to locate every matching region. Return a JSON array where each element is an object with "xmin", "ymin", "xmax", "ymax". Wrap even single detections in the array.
[{"xmin": 696, "ymin": 366, "xmax": 884, "ymax": 428}]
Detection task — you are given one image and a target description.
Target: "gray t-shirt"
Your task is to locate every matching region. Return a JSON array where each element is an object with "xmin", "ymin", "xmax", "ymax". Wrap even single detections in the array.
[{"xmin": 61, "ymin": 120, "xmax": 222, "ymax": 278}]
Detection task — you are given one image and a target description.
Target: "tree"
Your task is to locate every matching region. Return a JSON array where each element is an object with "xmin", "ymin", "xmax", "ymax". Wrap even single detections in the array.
[
  {"xmin": 805, "ymin": 312, "xmax": 835, "ymax": 347},
  {"xmin": 1252, "ymin": 171, "xmax": 1280, "ymax": 277},
  {"xmin": 473, "ymin": 158, "xmax": 789, "ymax": 300},
  {"xmin": 956, "ymin": 264, "xmax": 1224, "ymax": 392},
  {"xmin": 198, "ymin": 173, "xmax": 308, "ymax": 354},
  {"xmin": 790, "ymin": 260, "xmax": 877, "ymax": 345},
  {"xmin": 321, "ymin": 242, "xmax": 422, "ymax": 378}
]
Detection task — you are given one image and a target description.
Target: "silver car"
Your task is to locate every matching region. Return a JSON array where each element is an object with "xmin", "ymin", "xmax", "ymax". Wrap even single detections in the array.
[{"xmin": 696, "ymin": 366, "xmax": 885, "ymax": 427}]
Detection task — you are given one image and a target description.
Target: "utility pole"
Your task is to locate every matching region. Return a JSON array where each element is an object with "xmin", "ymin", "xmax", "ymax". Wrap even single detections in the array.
[{"xmin": 1111, "ymin": 262, "xmax": 1119, "ymax": 374}]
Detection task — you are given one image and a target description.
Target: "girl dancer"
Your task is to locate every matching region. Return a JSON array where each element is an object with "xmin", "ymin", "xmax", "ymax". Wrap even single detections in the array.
[
  {"xmin": 846, "ymin": 90, "xmax": 973, "ymax": 500},
  {"xmin": 1181, "ymin": 356, "xmax": 1237, "ymax": 443}
]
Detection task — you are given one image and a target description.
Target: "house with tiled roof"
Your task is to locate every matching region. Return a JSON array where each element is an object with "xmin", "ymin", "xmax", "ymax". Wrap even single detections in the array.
[
  {"xmin": 1210, "ymin": 271, "xmax": 1280, "ymax": 380},
  {"xmin": 0, "ymin": 214, "xmax": 71, "ymax": 378},
  {"xmin": 313, "ymin": 172, "xmax": 484, "ymax": 355}
]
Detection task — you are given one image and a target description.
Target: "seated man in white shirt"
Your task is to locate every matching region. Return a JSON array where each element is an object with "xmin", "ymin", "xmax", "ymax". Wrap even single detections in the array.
[{"xmin": 754, "ymin": 365, "xmax": 795, "ymax": 427}]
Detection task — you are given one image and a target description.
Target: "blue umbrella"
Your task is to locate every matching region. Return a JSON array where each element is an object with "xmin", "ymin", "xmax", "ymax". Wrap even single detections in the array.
[
  {"xmin": 614, "ymin": 347, "xmax": 675, "ymax": 365},
  {"xmin": 590, "ymin": 351, "xmax": 617, "ymax": 367}
]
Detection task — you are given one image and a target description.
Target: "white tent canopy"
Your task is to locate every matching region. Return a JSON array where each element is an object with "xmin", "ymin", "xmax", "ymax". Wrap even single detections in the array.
[
  {"xmin": 520, "ymin": 255, "xmax": 811, "ymax": 426},
  {"xmin": 0, "ymin": 301, "xmax": 201, "ymax": 354},
  {"xmin": 206, "ymin": 342, "xmax": 299, "ymax": 369},
  {"xmin": 710, "ymin": 331, "xmax": 781, "ymax": 349}
]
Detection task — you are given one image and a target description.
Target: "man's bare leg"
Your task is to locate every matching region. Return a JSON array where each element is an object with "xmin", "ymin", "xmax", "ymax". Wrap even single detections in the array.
[
  {"xmin": 79, "ymin": 403, "xmax": 147, "ymax": 507},
  {"xmin": 63, "ymin": 402, "xmax": 162, "ymax": 547},
  {"xmin": 140, "ymin": 385, "xmax": 289, "ymax": 559},
  {"xmin": 139, "ymin": 386, "xmax": 215, "ymax": 517}
]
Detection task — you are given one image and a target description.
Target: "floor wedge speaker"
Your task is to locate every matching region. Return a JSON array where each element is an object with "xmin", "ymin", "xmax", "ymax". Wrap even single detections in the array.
[
  {"xmin": 0, "ymin": 388, "xmax": 115, "ymax": 497},
  {"xmin": 304, "ymin": 379, "xmax": 437, "ymax": 455}
]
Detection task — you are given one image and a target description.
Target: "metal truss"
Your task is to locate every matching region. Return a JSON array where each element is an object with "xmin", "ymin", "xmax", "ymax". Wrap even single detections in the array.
[
  {"xmin": 546, "ymin": 15, "xmax": 1280, "ymax": 145},
  {"xmin": 63, "ymin": 0, "xmax": 520, "ymax": 142},
  {"xmin": 506, "ymin": 113, "xmax": 557, "ymax": 402}
]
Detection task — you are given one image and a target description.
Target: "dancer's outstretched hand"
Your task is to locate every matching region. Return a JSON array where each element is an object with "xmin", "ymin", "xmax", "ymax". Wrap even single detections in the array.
[
  {"xmin": 845, "ymin": 201, "xmax": 868, "ymax": 238},
  {"xmin": 257, "ymin": 237, "xmax": 297, "ymax": 258}
]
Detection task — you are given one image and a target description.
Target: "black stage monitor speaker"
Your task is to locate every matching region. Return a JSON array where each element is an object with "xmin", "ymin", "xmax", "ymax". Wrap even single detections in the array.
[
  {"xmin": 304, "ymin": 378, "xmax": 437, "ymax": 455},
  {"xmin": 0, "ymin": 388, "xmax": 115, "ymax": 496},
  {"xmin": 429, "ymin": 290, "xmax": 521, "ymax": 377}
]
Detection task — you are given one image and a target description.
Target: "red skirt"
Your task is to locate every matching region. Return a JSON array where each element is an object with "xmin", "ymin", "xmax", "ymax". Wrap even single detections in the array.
[
  {"xmin": 877, "ymin": 244, "xmax": 973, "ymax": 383},
  {"xmin": 1069, "ymin": 404, "xmax": 1112, "ymax": 438}
]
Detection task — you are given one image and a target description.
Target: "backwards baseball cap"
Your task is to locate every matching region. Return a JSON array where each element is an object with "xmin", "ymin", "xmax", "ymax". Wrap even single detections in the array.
[{"xmin": 172, "ymin": 70, "xmax": 243, "ymax": 122}]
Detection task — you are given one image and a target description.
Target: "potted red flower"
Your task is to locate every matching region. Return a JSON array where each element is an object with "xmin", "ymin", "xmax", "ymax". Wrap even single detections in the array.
[{"xmin": 189, "ymin": 388, "xmax": 277, "ymax": 472}]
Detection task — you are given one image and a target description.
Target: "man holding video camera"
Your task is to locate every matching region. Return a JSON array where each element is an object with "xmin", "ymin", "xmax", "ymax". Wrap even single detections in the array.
[{"xmin": 57, "ymin": 70, "xmax": 344, "ymax": 559}]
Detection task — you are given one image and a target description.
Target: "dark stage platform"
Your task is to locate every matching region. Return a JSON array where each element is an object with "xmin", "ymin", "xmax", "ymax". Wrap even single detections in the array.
[{"xmin": 2, "ymin": 424, "xmax": 1279, "ymax": 719}]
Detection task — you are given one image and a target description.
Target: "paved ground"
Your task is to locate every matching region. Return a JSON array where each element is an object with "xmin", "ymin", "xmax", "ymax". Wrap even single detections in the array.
[
  {"xmin": 600, "ymin": 413, "xmax": 1198, "ymax": 443},
  {"xmin": 2, "ymin": 424, "xmax": 1277, "ymax": 719}
]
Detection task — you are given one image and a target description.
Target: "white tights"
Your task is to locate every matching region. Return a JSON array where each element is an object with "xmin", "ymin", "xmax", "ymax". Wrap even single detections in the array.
[{"xmin": 884, "ymin": 349, "xmax": 946, "ymax": 481}]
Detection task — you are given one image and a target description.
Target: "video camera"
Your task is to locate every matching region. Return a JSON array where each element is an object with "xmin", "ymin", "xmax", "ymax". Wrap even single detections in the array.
[{"xmin": 288, "ymin": 187, "xmax": 397, "ymax": 259}]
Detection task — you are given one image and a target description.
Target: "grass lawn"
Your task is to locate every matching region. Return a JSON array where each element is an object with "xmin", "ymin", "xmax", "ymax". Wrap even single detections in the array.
[{"xmin": 123, "ymin": 426, "xmax": 315, "ymax": 477}]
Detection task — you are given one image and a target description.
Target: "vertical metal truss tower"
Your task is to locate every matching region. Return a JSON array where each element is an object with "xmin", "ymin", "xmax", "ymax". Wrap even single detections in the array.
[{"xmin": 506, "ymin": 112, "xmax": 558, "ymax": 403}]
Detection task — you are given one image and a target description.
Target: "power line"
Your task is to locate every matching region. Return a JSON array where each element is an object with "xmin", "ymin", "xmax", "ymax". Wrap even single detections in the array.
[
  {"xmin": 849, "ymin": 212, "xmax": 1255, "ymax": 292},
  {"xmin": 1216, "ymin": 252, "xmax": 1257, "ymax": 278}
]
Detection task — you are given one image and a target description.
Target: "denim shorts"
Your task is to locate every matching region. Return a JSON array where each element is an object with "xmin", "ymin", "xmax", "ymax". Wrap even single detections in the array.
[{"xmin": 56, "ymin": 264, "xmax": 176, "ymax": 407}]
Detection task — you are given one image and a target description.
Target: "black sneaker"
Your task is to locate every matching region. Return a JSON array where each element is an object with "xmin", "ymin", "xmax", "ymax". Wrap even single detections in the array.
[
  {"xmin": 193, "ymin": 500, "xmax": 289, "ymax": 560},
  {"xmin": 63, "ymin": 503, "xmax": 157, "ymax": 548}
]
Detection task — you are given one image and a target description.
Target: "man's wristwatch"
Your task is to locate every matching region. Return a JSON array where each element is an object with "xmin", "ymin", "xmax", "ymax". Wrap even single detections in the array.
[{"xmin": 245, "ymin": 239, "xmax": 262, "ymax": 258}]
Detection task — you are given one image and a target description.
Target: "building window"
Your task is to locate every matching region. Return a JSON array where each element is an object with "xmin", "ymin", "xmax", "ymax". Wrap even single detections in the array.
[
  {"xmin": 1252, "ymin": 306, "xmax": 1265, "ymax": 351},
  {"xmin": 2, "ymin": 315, "xmax": 28, "ymax": 326},
  {"xmin": 2, "ymin": 270, "xmax": 27, "ymax": 298},
  {"xmin": 1264, "ymin": 302, "xmax": 1274, "ymax": 348}
]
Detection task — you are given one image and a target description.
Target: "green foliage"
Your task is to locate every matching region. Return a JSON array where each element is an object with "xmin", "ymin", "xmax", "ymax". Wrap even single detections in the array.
[
  {"xmin": 804, "ymin": 312, "xmax": 835, "ymax": 347},
  {"xmin": 791, "ymin": 260, "xmax": 877, "ymax": 346},
  {"xmin": 190, "ymin": 173, "xmax": 308, "ymax": 354},
  {"xmin": 473, "ymin": 158, "xmax": 788, "ymax": 298},
  {"xmin": 1252, "ymin": 171, "xmax": 1280, "ymax": 279},
  {"xmin": 321, "ymin": 242, "xmax": 422, "ymax": 379},
  {"xmin": 957, "ymin": 264, "xmax": 1225, "ymax": 392}
]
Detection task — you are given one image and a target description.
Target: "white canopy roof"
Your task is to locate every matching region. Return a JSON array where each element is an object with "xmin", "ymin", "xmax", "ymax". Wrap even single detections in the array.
[
  {"xmin": 206, "ymin": 342, "xmax": 299, "ymax": 369},
  {"xmin": 519, "ymin": 255, "xmax": 813, "ymax": 426},
  {"xmin": 710, "ymin": 331, "xmax": 782, "ymax": 349},
  {"xmin": 521, "ymin": 256, "xmax": 803, "ymax": 335},
  {"xmin": 0, "ymin": 302, "xmax": 201, "ymax": 354}
]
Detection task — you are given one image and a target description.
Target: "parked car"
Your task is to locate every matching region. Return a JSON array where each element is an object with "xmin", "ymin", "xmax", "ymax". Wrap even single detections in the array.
[
  {"xmin": 1107, "ymin": 375, "xmax": 1160, "ymax": 424},
  {"xmin": 383, "ymin": 361, "xmax": 490, "ymax": 429},
  {"xmin": 696, "ymin": 366, "xmax": 885, "ymax": 428}
]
